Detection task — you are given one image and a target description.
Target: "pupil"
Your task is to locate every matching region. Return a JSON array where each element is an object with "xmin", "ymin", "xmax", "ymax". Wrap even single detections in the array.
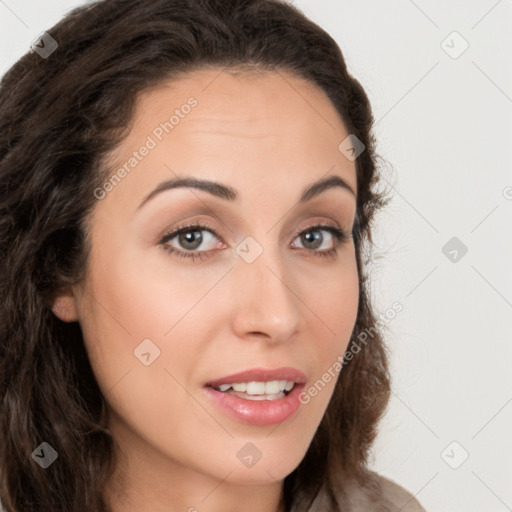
[
  {"xmin": 179, "ymin": 231, "xmax": 202, "ymax": 250},
  {"xmin": 302, "ymin": 231, "xmax": 322, "ymax": 249}
]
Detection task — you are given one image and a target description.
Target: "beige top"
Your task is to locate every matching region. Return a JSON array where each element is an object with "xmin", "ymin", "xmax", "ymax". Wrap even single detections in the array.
[
  {"xmin": 368, "ymin": 473, "xmax": 426, "ymax": 511},
  {"xmin": 304, "ymin": 470, "xmax": 427, "ymax": 511},
  {"xmin": 0, "ymin": 472, "xmax": 425, "ymax": 512}
]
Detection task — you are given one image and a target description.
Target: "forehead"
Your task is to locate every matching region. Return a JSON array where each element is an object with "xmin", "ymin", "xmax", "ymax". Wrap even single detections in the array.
[
  {"xmin": 132, "ymin": 67, "xmax": 351, "ymax": 144},
  {"xmin": 99, "ymin": 67, "xmax": 357, "ymax": 214}
]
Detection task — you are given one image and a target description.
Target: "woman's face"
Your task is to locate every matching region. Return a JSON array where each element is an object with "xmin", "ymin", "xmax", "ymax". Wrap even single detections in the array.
[{"xmin": 54, "ymin": 67, "xmax": 359, "ymax": 505}]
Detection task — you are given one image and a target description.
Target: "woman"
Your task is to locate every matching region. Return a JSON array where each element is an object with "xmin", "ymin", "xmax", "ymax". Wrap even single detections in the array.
[{"xmin": 0, "ymin": 0, "xmax": 426, "ymax": 510}]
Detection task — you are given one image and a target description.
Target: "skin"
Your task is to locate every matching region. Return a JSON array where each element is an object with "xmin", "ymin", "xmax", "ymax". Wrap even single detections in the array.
[{"xmin": 52, "ymin": 67, "xmax": 359, "ymax": 512}]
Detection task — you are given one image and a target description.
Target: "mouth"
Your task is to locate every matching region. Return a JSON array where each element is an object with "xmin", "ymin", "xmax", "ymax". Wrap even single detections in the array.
[
  {"xmin": 207, "ymin": 379, "xmax": 297, "ymax": 401},
  {"xmin": 202, "ymin": 367, "xmax": 307, "ymax": 425},
  {"xmin": 204, "ymin": 366, "xmax": 307, "ymax": 398}
]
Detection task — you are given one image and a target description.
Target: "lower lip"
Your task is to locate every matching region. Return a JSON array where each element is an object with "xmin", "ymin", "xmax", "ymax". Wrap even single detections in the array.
[{"xmin": 202, "ymin": 383, "xmax": 305, "ymax": 426}]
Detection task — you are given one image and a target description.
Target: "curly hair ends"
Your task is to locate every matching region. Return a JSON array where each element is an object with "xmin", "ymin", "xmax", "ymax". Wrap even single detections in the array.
[{"xmin": 0, "ymin": 0, "xmax": 392, "ymax": 510}]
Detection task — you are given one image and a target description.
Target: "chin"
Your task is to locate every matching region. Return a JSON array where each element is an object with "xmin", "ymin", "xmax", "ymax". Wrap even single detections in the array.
[
  {"xmin": 215, "ymin": 446, "xmax": 307, "ymax": 486},
  {"xmin": 223, "ymin": 465, "xmax": 294, "ymax": 486}
]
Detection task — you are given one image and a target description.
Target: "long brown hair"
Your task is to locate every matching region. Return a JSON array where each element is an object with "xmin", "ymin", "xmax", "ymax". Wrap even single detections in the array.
[{"xmin": 0, "ymin": 0, "xmax": 391, "ymax": 510}]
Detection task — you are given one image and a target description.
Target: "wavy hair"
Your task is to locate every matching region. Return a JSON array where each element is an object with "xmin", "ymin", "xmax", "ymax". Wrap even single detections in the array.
[{"xmin": 0, "ymin": 0, "xmax": 392, "ymax": 510}]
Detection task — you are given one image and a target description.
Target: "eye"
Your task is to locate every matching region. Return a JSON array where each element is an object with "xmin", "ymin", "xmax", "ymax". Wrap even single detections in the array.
[
  {"xmin": 159, "ymin": 223, "xmax": 222, "ymax": 262},
  {"xmin": 291, "ymin": 224, "xmax": 350, "ymax": 258},
  {"xmin": 159, "ymin": 222, "xmax": 351, "ymax": 262}
]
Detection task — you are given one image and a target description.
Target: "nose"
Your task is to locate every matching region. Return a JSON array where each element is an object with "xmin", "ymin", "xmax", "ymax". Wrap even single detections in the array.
[{"xmin": 229, "ymin": 244, "xmax": 303, "ymax": 343}]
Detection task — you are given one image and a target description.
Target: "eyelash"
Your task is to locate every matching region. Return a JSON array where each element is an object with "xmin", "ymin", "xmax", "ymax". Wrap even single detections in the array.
[{"xmin": 159, "ymin": 222, "xmax": 351, "ymax": 262}]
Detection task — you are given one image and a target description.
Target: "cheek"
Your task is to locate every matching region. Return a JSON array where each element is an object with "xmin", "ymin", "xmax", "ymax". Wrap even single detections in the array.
[
  {"xmin": 81, "ymin": 242, "xmax": 224, "ymax": 338},
  {"xmin": 76, "ymin": 251, "xmax": 217, "ymax": 448},
  {"xmin": 306, "ymin": 253, "xmax": 359, "ymax": 349},
  {"xmin": 297, "ymin": 255, "xmax": 359, "ymax": 405},
  {"xmin": 76, "ymin": 245, "xmax": 232, "ymax": 393}
]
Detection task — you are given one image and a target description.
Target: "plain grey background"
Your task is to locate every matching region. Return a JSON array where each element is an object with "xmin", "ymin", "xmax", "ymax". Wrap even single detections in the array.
[{"xmin": 1, "ymin": 1, "xmax": 511, "ymax": 511}]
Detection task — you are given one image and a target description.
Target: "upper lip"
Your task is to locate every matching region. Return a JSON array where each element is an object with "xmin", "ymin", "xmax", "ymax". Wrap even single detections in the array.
[{"xmin": 205, "ymin": 367, "xmax": 307, "ymax": 388}]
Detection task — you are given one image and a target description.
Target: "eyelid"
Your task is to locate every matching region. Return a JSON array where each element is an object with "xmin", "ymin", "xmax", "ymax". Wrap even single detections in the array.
[
  {"xmin": 159, "ymin": 218, "xmax": 346, "ymax": 245},
  {"xmin": 158, "ymin": 219, "xmax": 351, "ymax": 262},
  {"xmin": 159, "ymin": 220, "xmax": 221, "ymax": 244}
]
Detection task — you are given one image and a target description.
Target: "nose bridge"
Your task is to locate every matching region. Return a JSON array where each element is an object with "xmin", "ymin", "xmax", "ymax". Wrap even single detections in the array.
[{"xmin": 230, "ymin": 233, "xmax": 302, "ymax": 340}]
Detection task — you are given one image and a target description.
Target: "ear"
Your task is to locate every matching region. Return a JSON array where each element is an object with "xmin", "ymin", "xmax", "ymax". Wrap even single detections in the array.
[{"xmin": 50, "ymin": 287, "xmax": 79, "ymax": 322}]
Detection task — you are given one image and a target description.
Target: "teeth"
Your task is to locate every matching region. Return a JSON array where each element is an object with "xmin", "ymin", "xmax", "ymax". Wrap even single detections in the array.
[
  {"xmin": 264, "ymin": 381, "xmax": 280, "ymax": 394},
  {"xmin": 284, "ymin": 381, "xmax": 294, "ymax": 391},
  {"xmin": 214, "ymin": 380, "xmax": 295, "ymax": 395},
  {"xmin": 247, "ymin": 382, "xmax": 265, "ymax": 394},
  {"xmin": 237, "ymin": 392, "xmax": 284, "ymax": 401}
]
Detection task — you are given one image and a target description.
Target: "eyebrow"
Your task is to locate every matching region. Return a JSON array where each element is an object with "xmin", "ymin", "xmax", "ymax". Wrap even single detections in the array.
[{"xmin": 136, "ymin": 174, "xmax": 356, "ymax": 211}]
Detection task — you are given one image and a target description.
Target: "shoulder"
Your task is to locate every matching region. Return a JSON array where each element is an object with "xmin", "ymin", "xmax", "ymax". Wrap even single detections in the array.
[
  {"xmin": 342, "ymin": 470, "xmax": 427, "ymax": 512},
  {"xmin": 373, "ymin": 472, "xmax": 427, "ymax": 511}
]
